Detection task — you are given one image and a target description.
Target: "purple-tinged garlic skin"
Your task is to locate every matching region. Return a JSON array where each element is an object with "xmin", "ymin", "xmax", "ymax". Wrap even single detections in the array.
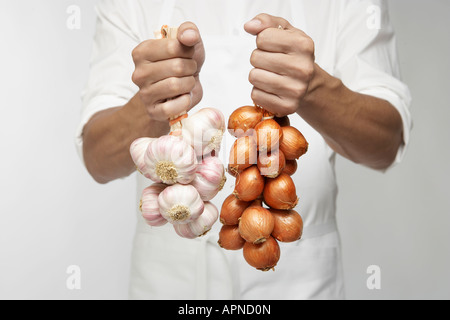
[
  {"xmin": 158, "ymin": 184, "xmax": 204, "ymax": 225},
  {"xmin": 144, "ymin": 135, "xmax": 198, "ymax": 185},
  {"xmin": 181, "ymin": 108, "xmax": 225, "ymax": 156},
  {"xmin": 190, "ymin": 156, "xmax": 226, "ymax": 201},
  {"xmin": 140, "ymin": 183, "xmax": 168, "ymax": 227},
  {"xmin": 130, "ymin": 137, "xmax": 155, "ymax": 179},
  {"xmin": 174, "ymin": 202, "xmax": 219, "ymax": 239}
]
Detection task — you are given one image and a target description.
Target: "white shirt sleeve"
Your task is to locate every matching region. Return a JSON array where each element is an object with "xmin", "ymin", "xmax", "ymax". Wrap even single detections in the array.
[
  {"xmin": 334, "ymin": 0, "xmax": 413, "ymax": 169},
  {"xmin": 74, "ymin": 0, "xmax": 141, "ymax": 164}
]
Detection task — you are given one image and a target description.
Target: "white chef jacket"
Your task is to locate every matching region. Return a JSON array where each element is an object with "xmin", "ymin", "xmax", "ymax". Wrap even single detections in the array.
[{"xmin": 75, "ymin": 0, "xmax": 412, "ymax": 300}]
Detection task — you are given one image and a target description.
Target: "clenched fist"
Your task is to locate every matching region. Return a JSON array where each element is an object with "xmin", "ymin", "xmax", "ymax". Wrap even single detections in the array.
[
  {"xmin": 245, "ymin": 14, "xmax": 316, "ymax": 117},
  {"xmin": 132, "ymin": 22, "xmax": 205, "ymax": 122}
]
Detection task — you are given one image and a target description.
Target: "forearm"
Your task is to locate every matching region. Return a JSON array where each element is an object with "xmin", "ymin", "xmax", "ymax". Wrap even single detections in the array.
[
  {"xmin": 298, "ymin": 64, "xmax": 403, "ymax": 170},
  {"xmin": 82, "ymin": 93, "xmax": 169, "ymax": 184}
]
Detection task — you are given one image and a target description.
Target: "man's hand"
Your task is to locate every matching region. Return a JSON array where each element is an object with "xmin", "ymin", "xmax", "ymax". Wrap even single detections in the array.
[
  {"xmin": 245, "ymin": 13, "xmax": 404, "ymax": 171},
  {"xmin": 245, "ymin": 14, "xmax": 315, "ymax": 117},
  {"xmin": 131, "ymin": 22, "xmax": 205, "ymax": 122}
]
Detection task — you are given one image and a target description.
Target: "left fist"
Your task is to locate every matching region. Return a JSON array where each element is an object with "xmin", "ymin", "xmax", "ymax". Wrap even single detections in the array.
[{"xmin": 245, "ymin": 14, "xmax": 315, "ymax": 117}]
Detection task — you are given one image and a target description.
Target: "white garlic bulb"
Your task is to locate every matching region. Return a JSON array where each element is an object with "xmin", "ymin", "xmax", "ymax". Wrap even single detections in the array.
[
  {"xmin": 190, "ymin": 156, "xmax": 226, "ymax": 201},
  {"xmin": 181, "ymin": 108, "xmax": 225, "ymax": 156},
  {"xmin": 140, "ymin": 183, "xmax": 168, "ymax": 227},
  {"xmin": 130, "ymin": 137, "xmax": 155, "ymax": 178},
  {"xmin": 158, "ymin": 184, "xmax": 204, "ymax": 225},
  {"xmin": 173, "ymin": 202, "xmax": 219, "ymax": 239},
  {"xmin": 144, "ymin": 135, "xmax": 198, "ymax": 185}
]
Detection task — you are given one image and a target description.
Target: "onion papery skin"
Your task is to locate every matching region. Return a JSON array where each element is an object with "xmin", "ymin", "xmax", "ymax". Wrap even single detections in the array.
[
  {"xmin": 263, "ymin": 173, "xmax": 299, "ymax": 210},
  {"xmin": 233, "ymin": 165, "xmax": 265, "ymax": 202},
  {"xmin": 220, "ymin": 194, "xmax": 251, "ymax": 226},
  {"xmin": 254, "ymin": 119, "xmax": 282, "ymax": 153},
  {"xmin": 238, "ymin": 206, "xmax": 275, "ymax": 244},
  {"xmin": 218, "ymin": 225, "xmax": 246, "ymax": 250},
  {"xmin": 270, "ymin": 209, "xmax": 303, "ymax": 243},
  {"xmin": 228, "ymin": 136, "xmax": 258, "ymax": 175},
  {"xmin": 279, "ymin": 126, "xmax": 309, "ymax": 160},
  {"xmin": 243, "ymin": 236, "xmax": 281, "ymax": 271},
  {"xmin": 228, "ymin": 106, "xmax": 263, "ymax": 138},
  {"xmin": 257, "ymin": 149, "xmax": 286, "ymax": 178},
  {"xmin": 283, "ymin": 159, "xmax": 298, "ymax": 176},
  {"xmin": 274, "ymin": 116, "xmax": 290, "ymax": 128}
]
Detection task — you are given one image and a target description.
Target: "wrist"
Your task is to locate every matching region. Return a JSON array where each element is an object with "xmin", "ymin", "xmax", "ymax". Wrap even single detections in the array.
[
  {"xmin": 121, "ymin": 93, "xmax": 170, "ymax": 138},
  {"xmin": 299, "ymin": 63, "xmax": 343, "ymax": 111}
]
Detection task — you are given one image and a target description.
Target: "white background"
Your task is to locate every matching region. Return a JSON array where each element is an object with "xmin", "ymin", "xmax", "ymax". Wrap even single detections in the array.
[{"xmin": 0, "ymin": 0, "xmax": 448, "ymax": 299}]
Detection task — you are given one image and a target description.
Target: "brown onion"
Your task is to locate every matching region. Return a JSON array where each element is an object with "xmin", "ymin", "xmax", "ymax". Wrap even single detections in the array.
[
  {"xmin": 228, "ymin": 106, "xmax": 263, "ymax": 138},
  {"xmin": 254, "ymin": 119, "xmax": 282, "ymax": 153},
  {"xmin": 218, "ymin": 225, "xmax": 246, "ymax": 250},
  {"xmin": 283, "ymin": 159, "xmax": 298, "ymax": 176},
  {"xmin": 220, "ymin": 194, "xmax": 251, "ymax": 225},
  {"xmin": 279, "ymin": 126, "xmax": 309, "ymax": 160},
  {"xmin": 228, "ymin": 136, "xmax": 258, "ymax": 174},
  {"xmin": 243, "ymin": 236, "xmax": 280, "ymax": 271},
  {"xmin": 233, "ymin": 165, "xmax": 265, "ymax": 202},
  {"xmin": 249, "ymin": 198, "xmax": 263, "ymax": 207},
  {"xmin": 263, "ymin": 173, "xmax": 298, "ymax": 210},
  {"xmin": 274, "ymin": 116, "xmax": 290, "ymax": 127},
  {"xmin": 270, "ymin": 209, "xmax": 303, "ymax": 242},
  {"xmin": 257, "ymin": 149, "xmax": 286, "ymax": 178},
  {"xmin": 239, "ymin": 206, "xmax": 275, "ymax": 244}
]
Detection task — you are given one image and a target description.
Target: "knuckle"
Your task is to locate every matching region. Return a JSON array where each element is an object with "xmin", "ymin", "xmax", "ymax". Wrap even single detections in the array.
[
  {"xmin": 290, "ymin": 82, "xmax": 307, "ymax": 99},
  {"xmin": 250, "ymin": 87, "xmax": 259, "ymax": 103},
  {"xmin": 190, "ymin": 59, "xmax": 198, "ymax": 74},
  {"xmin": 168, "ymin": 77, "xmax": 181, "ymax": 93},
  {"xmin": 187, "ymin": 76, "xmax": 196, "ymax": 91},
  {"xmin": 139, "ymin": 85, "xmax": 152, "ymax": 102},
  {"xmin": 131, "ymin": 70, "xmax": 139, "ymax": 85},
  {"xmin": 280, "ymin": 99, "xmax": 297, "ymax": 115},
  {"xmin": 300, "ymin": 36, "xmax": 315, "ymax": 54},
  {"xmin": 132, "ymin": 40, "xmax": 153, "ymax": 61},
  {"xmin": 160, "ymin": 103, "xmax": 172, "ymax": 119},
  {"xmin": 132, "ymin": 68, "xmax": 145, "ymax": 86},
  {"xmin": 304, "ymin": 64, "xmax": 315, "ymax": 80},
  {"xmin": 256, "ymin": 30, "xmax": 269, "ymax": 48},
  {"xmin": 181, "ymin": 93, "xmax": 192, "ymax": 109},
  {"xmin": 248, "ymin": 69, "xmax": 257, "ymax": 84},
  {"xmin": 131, "ymin": 46, "xmax": 142, "ymax": 62},
  {"xmin": 250, "ymin": 49, "xmax": 259, "ymax": 67},
  {"xmin": 166, "ymin": 40, "xmax": 179, "ymax": 57},
  {"xmin": 171, "ymin": 59, "xmax": 185, "ymax": 76},
  {"xmin": 291, "ymin": 61, "xmax": 314, "ymax": 81}
]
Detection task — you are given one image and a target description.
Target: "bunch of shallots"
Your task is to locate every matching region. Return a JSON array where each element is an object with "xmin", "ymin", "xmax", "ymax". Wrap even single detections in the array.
[
  {"xmin": 218, "ymin": 105, "xmax": 308, "ymax": 271},
  {"xmin": 129, "ymin": 26, "xmax": 226, "ymax": 239}
]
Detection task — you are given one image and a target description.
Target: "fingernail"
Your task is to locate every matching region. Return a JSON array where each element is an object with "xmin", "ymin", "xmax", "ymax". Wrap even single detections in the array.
[
  {"xmin": 181, "ymin": 29, "xmax": 197, "ymax": 39},
  {"xmin": 245, "ymin": 19, "xmax": 262, "ymax": 29}
]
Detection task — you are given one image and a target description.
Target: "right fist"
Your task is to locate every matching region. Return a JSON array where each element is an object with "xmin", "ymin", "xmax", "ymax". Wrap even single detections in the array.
[{"xmin": 132, "ymin": 22, "xmax": 205, "ymax": 122}]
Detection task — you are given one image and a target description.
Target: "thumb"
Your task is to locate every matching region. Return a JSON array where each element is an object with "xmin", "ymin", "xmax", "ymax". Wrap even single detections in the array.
[
  {"xmin": 178, "ymin": 21, "xmax": 202, "ymax": 47},
  {"xmin": 244, "ymin": 13, "xmax": 293, "ymax": 35}
]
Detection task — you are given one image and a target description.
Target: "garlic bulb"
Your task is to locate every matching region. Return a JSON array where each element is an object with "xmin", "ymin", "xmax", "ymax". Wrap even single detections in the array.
[
  {"xmin": 158, "ymin": 184, "xmax": 205, "ymax": 225},
  {"xmin": 130, "ymin": 137, "xmax": 155, "ymax": 178},
  {"xmin": 190, "ymin": 156, "xmax": 226, "ymax": 201},
  {"xmin": 140, "ymin": 183, "xmax": 168, "ymax": 227},
  {"xmin": 173, "ymin": 202, "xmax": 219, "ymax": 239},
  {"xmin": 144, "ymin": 135, "xmax": 198, "ymax": 185},
  {"xmin": 181, "ymin": 108, "xmax": 225, "ymax": 156}
]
